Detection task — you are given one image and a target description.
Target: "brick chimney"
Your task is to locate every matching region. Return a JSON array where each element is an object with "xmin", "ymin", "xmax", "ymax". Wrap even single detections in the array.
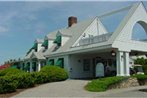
[{"xmin": 68, "ymin": 16, "xmax": 77, "ymax": 27}]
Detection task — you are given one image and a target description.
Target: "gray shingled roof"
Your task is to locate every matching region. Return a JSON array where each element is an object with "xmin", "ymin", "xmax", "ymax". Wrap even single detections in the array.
[
  {"xmin": 24, "ymin": 49, "xmax": 35, "ymax": 60},
  {"xmin": 33, "ymin": 47, "xmax": 46, "ymax": 60},
  {"xmin": 44, "ymin": 17, "xmax": 95, "ymax": 56}
]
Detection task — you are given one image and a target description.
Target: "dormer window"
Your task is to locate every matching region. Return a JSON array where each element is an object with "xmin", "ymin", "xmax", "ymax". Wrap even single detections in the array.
[
  {"xmin": 32, "ymin": 43, "xmax": 37, "ymax": 52},
  {"xmin": 54, "ymin": 35, "xmax": 61, "ymax": 46},
  {"xmin": 42, "ymin": 39, "xmax": 48, "ymax": 49}
]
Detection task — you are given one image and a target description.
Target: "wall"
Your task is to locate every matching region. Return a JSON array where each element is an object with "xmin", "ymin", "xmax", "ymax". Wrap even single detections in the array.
[
  {"xmin": 47, "ymin": 55, "xmax": 70, "ymax": 75},
  {"xmin": 69, "ymin": 54, "xmax": 94, "ymax": 78},
  {"xmin": 112, "ymin": 3, "xmax": 147, "ymax": 52},
  {"xmin": 48, "ymin": 40, "xmax": 54, "ymax": 49},
  {"xmin": 72, "ymin": 18, "xmax": 108, "ymax": 47},
  {"xmin": 37, "ymin": 43, "xmax": 43, "ymax": 52},
  {"xmin": 62, "ymin": 36, "xmax": 70, "ymax": 46}
]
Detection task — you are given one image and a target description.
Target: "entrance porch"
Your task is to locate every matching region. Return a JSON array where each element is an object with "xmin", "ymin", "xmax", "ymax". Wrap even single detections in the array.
[{"xmin": 68, "ymin": 48, "xmax": 133, "ymax": 79}]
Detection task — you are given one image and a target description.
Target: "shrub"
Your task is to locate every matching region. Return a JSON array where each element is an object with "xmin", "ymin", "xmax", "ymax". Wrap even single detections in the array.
[
  {"xmin": 0, "ymin": 76, "xmax": 17, "ymax": 94},
  {"xmin": 142, "ymin": 65, "xmax": 147, "ymax": 74},
  {"xmin": 133, "ymin": 74, "xmax": 147, "ymax": 85},
  {"xmin": 11, "ymin": 73, "xmax": 35, "ymax": 89},
  {"xmin": 31, "ymin": 72, "xmax": 48, "ymax": 84},
  {"xmin": 85, "ymin": 77, "xmax": 126, "ymax": 92},
  {"xmin": 133, "ymin": 74, "xmax": 147, "ymax": 80},
  {"xmin": 0, "ymin": 68, "xmax": 25, "ymax": 76},
  {"xmin": 40, "ymin": 66, "xmax": 68, "ymax": 82}
]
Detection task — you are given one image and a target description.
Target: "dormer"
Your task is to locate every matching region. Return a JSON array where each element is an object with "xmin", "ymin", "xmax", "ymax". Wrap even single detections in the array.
[
  {"xmin": 42, "ymin": 38, "xmax": 48, "ymax": 50},
  {"xmin": 35, "ymin": 39, "xmax": 44, "ymax": 52},
  {"xmin": 53, "ymin": 30, "xmax": 71, "ymax": 47}
]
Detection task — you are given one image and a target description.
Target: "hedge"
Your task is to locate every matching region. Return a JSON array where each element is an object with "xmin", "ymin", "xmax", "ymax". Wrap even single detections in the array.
[
  {"xmin": 31, "ymin": 72, "xmax": 48, "ymax": 84},
  {"xmin": 0, "ymin": 76, "xmax": 17, "ymax": 94},
  {"xmin": 0, "ymin": 65, "xmax": 68, "ymax": 94},
  {"xmin": 11, "ymin": 73, "xmax": 35, "ymax": 89},
  {"xmin": 0, "ymin": 68, "xmax": 24, "ymax": 76},
  {"xmin": 40, "ymin": 66, "xmax": 68, "ymax": 82},
  {"xmin": 85, "ymin": 77, "xmax": 126, "ymax": 92}
]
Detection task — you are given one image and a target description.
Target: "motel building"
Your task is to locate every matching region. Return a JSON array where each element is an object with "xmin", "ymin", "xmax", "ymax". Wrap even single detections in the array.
[{"xmin": 14, "ymin": 2, "xmax": 147, "ymax": 79}]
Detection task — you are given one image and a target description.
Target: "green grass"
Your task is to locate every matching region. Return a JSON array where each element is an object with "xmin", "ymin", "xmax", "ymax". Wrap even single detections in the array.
[{"xmin": 85, "ymin": 76, "xmax": 126, "ymax": 92}]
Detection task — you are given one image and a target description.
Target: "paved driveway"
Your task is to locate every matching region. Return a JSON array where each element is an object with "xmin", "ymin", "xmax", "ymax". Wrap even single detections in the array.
[{"xmin": 12, "ymin": 79, "xmax": 147, "ymax": 97}]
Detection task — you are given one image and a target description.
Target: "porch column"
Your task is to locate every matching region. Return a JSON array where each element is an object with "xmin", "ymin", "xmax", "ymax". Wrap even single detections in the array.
[
  {"xmin": 38, "ymin": 61, "xmax": 41, "ymax": 71},
  {"xmin": 30, "ymin": 62, "xmax": 33, "ymax": 72},
  {"xmin": 116, "ymin": 51, "xmax": 125, "ymax": 76},
  {"xmin": 124, "ymin": 52, "xmax": 130, "ymax": 76}
]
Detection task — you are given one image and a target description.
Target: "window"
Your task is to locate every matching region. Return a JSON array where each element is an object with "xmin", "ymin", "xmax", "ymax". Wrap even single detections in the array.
[
  {"xmin": 32, "ymin": 43, "xmax": 37, "ymax": 52},
  {"xmin": 42, "ymin": 40, "xmax": 48, "ymax": 49},
  {"xmin": 48, "ymin": 59, "xmax": 54, "ymax": 65},
  {"xmin": 83, "ymin": 59, "xmax": 90, "ymax": 71},
  {"xmin": 55, "ymin": 58, "xmax": 64, "ymax": 68},
  {"xmin": 54, "ymin": 35, "xmax": 61, "ymax": 46},
  {"xmin": 32, "ymin": 62, "xmax": 36, "ymax": 71}
]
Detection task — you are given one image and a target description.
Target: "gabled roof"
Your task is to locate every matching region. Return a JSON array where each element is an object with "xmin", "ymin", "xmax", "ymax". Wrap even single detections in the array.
[
  {"xmin": 24, "ymin": 49, "xmax": 35, "ymax": 60},
  {"xmin": 46, "ymin": 30, "xmax": 58, "ymax": 40},
  {"xmin": 30, "ymin": 47, "xmax": 45, "ymax": 60},
  {"xmin": 109, "ymin": 2, "xmax": 142, "ymax": 43},
  {"xmin": 44, "ymin": 17, "xmax": 95, "ymax": 56},
  {"xmin": 26, "ymin": 2, "xmax": 147, "ymax": 59}
]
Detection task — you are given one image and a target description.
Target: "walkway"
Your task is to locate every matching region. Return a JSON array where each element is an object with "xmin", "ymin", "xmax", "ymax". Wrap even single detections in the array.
[{"xmin": 12, "ymin": 80, "xmax": 147, "ymax": 97}]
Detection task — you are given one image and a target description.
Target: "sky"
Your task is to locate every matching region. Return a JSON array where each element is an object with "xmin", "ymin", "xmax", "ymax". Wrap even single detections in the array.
[{"xmin": 0, "ymin": 0, "xmax": 147, "ymax": 65}]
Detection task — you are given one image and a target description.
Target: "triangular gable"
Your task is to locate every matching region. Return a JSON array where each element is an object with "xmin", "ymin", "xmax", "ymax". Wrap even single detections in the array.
[
  {"xmin": 72, "ymin": 17, "xmax": 109, "ymax": 47},
  {"xmin": 109, "ymin": 2, "xmax": 147, "ymax": 52},
  {"xmin": 97, "ymin": 18, "xmax": 109, "ymax": 35},
  {"xmin": 30, "ymin": 52, "xmax": 37, "ymax": 59},
  {"xmin": 56, "ymin": 31, "xmax": 61, "ymax": 36},
  {"xmin": 81, "ymin": 17, "xmax": 108, "ymax": 38},
  {"xmin": 109, "ymin": 2, "xmax": 147, "ymax": 43}
]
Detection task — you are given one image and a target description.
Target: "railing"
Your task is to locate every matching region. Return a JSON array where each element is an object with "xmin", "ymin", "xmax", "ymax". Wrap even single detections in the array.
[{"xmin": 79, "ymin": 33, "xmax": 112, "ymax": 46}]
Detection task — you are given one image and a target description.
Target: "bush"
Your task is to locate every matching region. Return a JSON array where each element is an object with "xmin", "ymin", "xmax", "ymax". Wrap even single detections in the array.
[
  {"xmin": 0, "ymin": 68, "xmax": 24, "ymax": 76},
  {"xmin": 40, "ymin": 66, "xmax": 68, "ymax": 82},
  {"xmin": 31, "ymin": 72, "xmax": 48, "ymax": 84},
  {"xmin": 0, "ymin": 65, "xmax": 68, "ymax": 94},
  {"xmin": 133, "ymin": 74, "xmax": 147, "ymax": 85},
  {"xmin": 85, "ymin": 77, "xmax": 126, "ymax": 92},
  {"xmin": 133, "ymin": 74, "xmax": 147, "ymax": 80},
  {"xmin": 142, "ymin": 65, "xmax": 147, "ymax": 74},
  {"xmin": 11, "ymin": 73, "xmax": 35, "ymax": 89},
  {"xmin": 0, "ymin": 76, "xmax": 17, "ymax": 94}
]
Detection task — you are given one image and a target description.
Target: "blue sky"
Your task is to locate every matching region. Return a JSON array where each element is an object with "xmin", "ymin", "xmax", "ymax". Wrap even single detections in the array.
[{"xmin": 0, "ymin": 1, "xmax": 147, "ymax": 65}]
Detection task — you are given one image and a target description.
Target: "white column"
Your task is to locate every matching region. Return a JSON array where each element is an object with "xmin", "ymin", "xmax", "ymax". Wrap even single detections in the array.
[
  {"xmin": 30, "ymin": 62, "xmax": 33, "ymax": 72},
  {"xmin": 38, "ymin": 61, "xmax": 41, "ymax": 71},
  {"xmin": 124, "ymin": 52, "xmax": 130, "ymax": 76},
  {"xmin": 116, "ymin": 51, "xmax": 125, "ymax": 76}
]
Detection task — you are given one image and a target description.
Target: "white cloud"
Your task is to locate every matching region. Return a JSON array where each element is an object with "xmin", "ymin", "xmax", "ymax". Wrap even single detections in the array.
[{"xmin": 0, "ymin": 26, "xmax": 8, "ymax": 32}]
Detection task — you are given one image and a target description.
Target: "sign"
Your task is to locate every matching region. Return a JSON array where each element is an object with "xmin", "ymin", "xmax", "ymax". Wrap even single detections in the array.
[{"xmin": 96, "ymin": 62, "xmax": 104, "ymax": 77}]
